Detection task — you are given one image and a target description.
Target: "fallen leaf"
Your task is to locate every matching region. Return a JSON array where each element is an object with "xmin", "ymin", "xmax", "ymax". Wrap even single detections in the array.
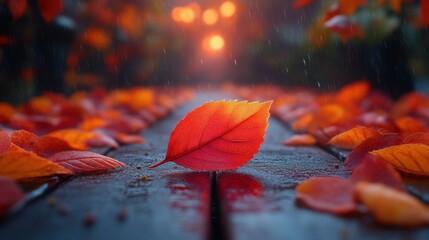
[
  {"xmin": 344, "ymin": 133, "xmax": 401, "ymax": 170},
  {"xmin": 149, "ymin": 100, "xmax": 271, "ymax": 170},
  {"xmin": 8, "ymin": 0, "xmax": 27, "ymax": 21},
  {"xmin": 48, "ymin": 151, "xmax": 125, "ymax": 173},
  {"xmin": 371, "ymin": 143, "xmax": 429, "ymax": 176},
  {"xmin": 47, "ymin": 129, "xmax": 118, "ymax": 150},
  {"xmin": 11, "ymin": 130, "xmax": 73, "ymax": 157},
  {"xmin": 355, "ymin": 182, "xmax": 429, "ymax": 227},
  {"xmin": 295, "ymin": 176, "xmax": 357, "ymax": 214},
  {"xmin": 394, "ymin": 117, "xmax": 428, "ymax": 137},
  {"xmin": 0, "ymin": 130, "xmax": 11, "ymax": 154},
  {"xmin": 350, "ymin": 154, "xmax": 405, "ymax": 192},
  {"xmin": 0, "ymin": 151, "xmax": 72, "ymax": 180},
  {"xmin": 328, "ymin": 126, "xmax": 380, "ymax": 150},
  {"xmin": 403, "ymin": 132, "xmax": 429, "ymax": 145},
  {"xmin": 0, "ymin": 176, "xmax": 24, "ymax": 217},
  {"xmin": 283, "ymin": 134, "xmax": 316, "ymax": 146},
  {"xmin": 336, "ymin": 81, "xmax": 370, "ymax": 105}
]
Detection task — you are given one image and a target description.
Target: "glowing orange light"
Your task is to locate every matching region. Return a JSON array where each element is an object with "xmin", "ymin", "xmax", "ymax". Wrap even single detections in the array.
[
  {"xmin": 180, "ymin": 7, "xmax": 195, "ymax": 23},
  {"xmin": 220, "ymin": 1, "xmax": 236, "ymax": 17},
  {"xmin": 209, "ymin": 35, "xmax": 224, "ymax": 51},
  {"xmin": 203, "ymin": 8, "xmax": 218, "ymax": 25},
  {"xmin": 171, "ymin": 7, "xmax": 182, "ymax": 22}
]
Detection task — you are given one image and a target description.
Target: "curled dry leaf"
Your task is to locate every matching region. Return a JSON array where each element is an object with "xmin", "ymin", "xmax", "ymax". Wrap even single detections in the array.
[
  {"xmin": 0, "ymin": 176, "xmax": 24, "ymax": 217},
  {"xmin": 370, "ymin": 143, "xmax": 429, "ymax": 176},
  {"xmin": 355, "ymin": 182, "xmax": 429, "ymax": 227},
  {"xmin": 149, "ymin": 100, "xmax": 271, "ymax": 170},
  {"xmin": 283, "ymin": 134, "xmax": 316, "ymax": 146},
  {"xmin": 295, "ymin": 176, "xmax": 357, "ymax": 215},
  {"xmin": 48, "ymin": 150, "xmax": 125, "ymax": 173},
  {"xmin": 328, "ymin": 126, "xmax": 380, "ymax": 150},
  {"xmin": 0, "ymin": 151, "xmax": 73, "ymax": 180}
]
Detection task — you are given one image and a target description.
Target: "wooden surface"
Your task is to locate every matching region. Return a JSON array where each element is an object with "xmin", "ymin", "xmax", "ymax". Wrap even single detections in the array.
[{"xmin": 1, "ymin": 92, "xmax": 429, "ymax": 240}]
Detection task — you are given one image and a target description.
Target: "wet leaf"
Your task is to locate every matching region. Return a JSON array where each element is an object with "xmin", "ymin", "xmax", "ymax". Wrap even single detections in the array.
[
  {"xmin": 351, "ymin": 154, "xmax": 405, "ymax": 192},
  {"xmin": 11, "ymin": 130, "xmax": 73, "ymax": 157},
  {"xmin": 0, "ymin": 176, "xmax": 24, "ymax": 217},
  {"xmin": 328, "ymin": 126, "xmax": 380, "ymax": 150},
  {"xmin": 283, "ymin": 134, "xmax": 316, "ymax": 146},
  {"xmin": 371, "ymin": 143, "xmax": 429, "ymax": 176},
  {"xmin": 47, "ymin": 129, "xmax": 118, "ymax": 150},
  {"xmin": 0, "ymin": 151, "xmax": 72, "ymax": 180},
  {"xmin": 48, "ymin": 151, "xmax": 125, "ymax": 173},
  {"xmin": 355, "ymin": 182, "xmax": 429, "ymax": 227},
  {"xmin": 149, "ymin": 100, "xmax": 271, "ymax": 170},
  {"xmin": 344, "ymin": 133, "xmax": 401, "ymax": 170},
  {"xmin": 295, "ymin": 176, "xmax": 357, "ymax": 214}
]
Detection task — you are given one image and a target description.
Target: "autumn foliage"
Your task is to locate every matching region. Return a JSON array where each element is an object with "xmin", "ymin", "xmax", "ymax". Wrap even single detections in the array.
[
  {"xmin": 232, "ymin": 80, "xmax": 429, "ymax": 227},
  {"xmin": 0, "ymin": 87, "xmax": 193, "ymax": 217}
]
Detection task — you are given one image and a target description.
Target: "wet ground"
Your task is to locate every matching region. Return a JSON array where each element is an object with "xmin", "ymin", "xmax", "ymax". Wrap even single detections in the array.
[{"xmin": 1, "ymin": 92, "xmax": 429, "ymax": 240}]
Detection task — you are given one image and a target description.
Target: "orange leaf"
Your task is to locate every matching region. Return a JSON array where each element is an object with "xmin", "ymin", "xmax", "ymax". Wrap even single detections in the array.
[
  {"xmin": 355, "ymin": 182, "xmax": 429, "ymax": 227},
  {"xmin": 338, "ymin": 0, "xmax": 367, "ymax": 15},
  {"xmin": 11, "ymin": 130, "xmax": 73, "ymax": 157},
  {"xmin": 47, "ymin": 129, "xmax": 118, "ymax": 150},
  {"xmin": 283, "ymin": 134, "xmax": 316, "ymax": 146},
  {"xmin": 149, "ymin": 100, "xmax": 271, "ymax": 170},
  {"xmin": 370, "ymin": 143, "xmax": 429, "ymax": 176},
  {"xmin": 328, "ymin": 126, "xmax": 380, "ymax": 150},
  {"xmin": 0, "ymin": 176, "xmax": 24, "ymax": 217},
  {"xmin": 336, "ymin": 81, "xmax": 370, "ymax": 105},
  {"xmin": 48, "ymin": 151, "xmax": 125, "ymax": 173},
  {"xmin": 394, "ymin": 116, "xmax": 428, "ymax": 137},
  {"xmin": 291, "ymin": 113, "xmax": 313, "ymax": 132},
  {"xmin": 0, "ymin": 102, "xmax": 16, "ymax": 122},
  {"xmin": 295, "ymin": 177, "xmax": 357, "ymax": 214},
  {"xmin": 0, "ymin": 151, "xmax": 72, "ymax": 180},
  {"xmin": 37, "ymin": 0, "xmax": 63, "ymax": 23}
]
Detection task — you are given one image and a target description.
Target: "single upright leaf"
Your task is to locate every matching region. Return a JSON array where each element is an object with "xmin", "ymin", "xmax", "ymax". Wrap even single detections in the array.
[
  {"xmin": 371, "ymin": 143, "xmax": 429, "ymax": 176},
  {"xmin": 0, "ymin": 176, "xmax": 24, "ymax": 217},
  {"xmin": 0, "ymin": 151, "xmax": 72, "ymax": 180},
  {"xmin": 328, "ymin": 126, "xmax": 380, "ymax": 150},
  {"xmin": 355, "ymin": 182, "xmax": 429, "ymax": 227},
  {"xmin": 149, "ymin": 100, "xmax": 271, "ymax": 170},
  {"xmin": 48, "ymin": 151, "xmax": 125, "ymax": 173},
  {"xmin": 295, "ymin": 176, "xmax": 357, "ymax": 214}
]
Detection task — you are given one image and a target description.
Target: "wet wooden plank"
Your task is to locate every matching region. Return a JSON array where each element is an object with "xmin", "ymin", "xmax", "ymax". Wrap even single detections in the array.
[
  {"xmin": 218, "ymin": 117, "xmax": 429, "ymax": 240},
  {"xmin": 0, "ymin": 96, "xmax": 213, "ymax": 240}
]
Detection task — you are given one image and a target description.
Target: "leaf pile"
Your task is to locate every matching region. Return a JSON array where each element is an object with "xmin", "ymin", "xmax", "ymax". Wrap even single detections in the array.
[
  {"xmin": 0, "ymin": 87, "xmax": 193, "ymax": 217},
  {"xmin": 232, "ymin": 81, "xmax": 429, "ymax": 227}
]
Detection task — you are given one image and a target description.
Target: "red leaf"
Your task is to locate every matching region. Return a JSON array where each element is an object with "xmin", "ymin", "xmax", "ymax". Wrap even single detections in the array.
[
  {"xmin": 149, "ymin": 100, "xmax": 271, "ymax": 170},
  {"xmin": 350, "ymin": 154, "xmax": 405, "ymax": 192},
  {"xmin": 403, "ymin": 132, "xmax": 429, "ymax": 145},
  {"xmin": 0, "ymin": 176, "xmax": 24, "ymax": 217},
  {"xmin": 11, "ymin": 130, "xmax": 73, "ymax": 157},
  {"xmin": 293, "ymin": 0, "xmax": 313, "ymax": 8},
  {"xmin": 48, "ymin": 150, "xmax": 125, "ymax": 173},
  {"xmin": 295, "ymin": 176, "xmax": 357, "ymax": 214},
  {"xmin": 8, "ymin": 0, "xmax": 27, "ymax": 21},
  {"xmin": 344, "ymin": 133, "xmax": 401, "ymax": 170},
  {"xmin": 37, "ymin": 0, "xmax": 63, "ymax": 23},
  {"xmin": 0, "ymin": 130, "xmax": 11, "ymax": 154}
]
